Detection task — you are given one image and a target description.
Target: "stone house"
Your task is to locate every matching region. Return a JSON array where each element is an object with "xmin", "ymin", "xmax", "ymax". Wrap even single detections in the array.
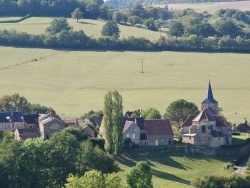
[
  {"xmin": 122, "ymin": 120, "xmax": 140, "ymax": 145},
  {"xmin": 0, "ymin": 111, "xmax": 25, "ymax": 131},
  {"xmin": 39, "ymin": 113, "xmax": 66, "ymax": 139},
  {"xmin": 236, "ymin": 121, "xmax": 250, "ymax": 133},
  {"xmin": 100, "ymin": 117, "xmax": 173, "ymax": 147},
  {"xmin": 180, "ymin": 81, "xmax": 232, "ymax": 147},
  {"xmin": 15, "ymin": 128, "xmax": 40, "ymax": 140},
  {"xmin": 145, "ymin": 119, "xmax": 173, "ymax": 146}
]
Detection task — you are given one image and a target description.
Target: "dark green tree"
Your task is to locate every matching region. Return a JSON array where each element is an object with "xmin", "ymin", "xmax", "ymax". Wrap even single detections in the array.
[
  {"xmin": 103, "ymin": 90, "xmax": 123, "ymax": 155},
  {"xmin": 46, "ymin": 17, "xmax": 72, "ymax": 35},
  {"xmin": 127, "ymin": 161, "xmax": 153, "ymax": 188},
  {"xmin": 168, "ymin": 22, "xmax": 184, "ymax": 37},
  {"xmin": 101, "ymin": 20, "xmax": 120, "ymax": 39},
  {"xmin": 164, "ymin": 99, "xmax": 199, "ymax": 128},
  {"xmin": 30, "ymin": 103, "xmax": 56, "ymax": 114}
]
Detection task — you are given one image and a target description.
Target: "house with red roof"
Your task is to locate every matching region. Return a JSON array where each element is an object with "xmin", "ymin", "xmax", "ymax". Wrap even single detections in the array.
[{"xmin": 180, "ymin": 81, "xmax": 232, "ymax": 147}]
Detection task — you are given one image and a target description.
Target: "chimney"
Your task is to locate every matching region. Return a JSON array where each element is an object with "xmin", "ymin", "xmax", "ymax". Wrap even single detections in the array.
[{"xmin": 134, "ymin": 118, "xmax": 137, "ymax": 125}]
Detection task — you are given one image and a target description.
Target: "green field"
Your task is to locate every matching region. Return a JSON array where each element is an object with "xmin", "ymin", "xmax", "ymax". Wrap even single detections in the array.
[
  {"xmin": 116, "ymin": 152, "xmax": 233, "ymax": 188},
  {"xmin": 0, "ymin": 17, "xmax": 161, "ymax": 41},
  {"xmin": 0, "ymin": 46, "xmax": 250, "ymax": 124}
]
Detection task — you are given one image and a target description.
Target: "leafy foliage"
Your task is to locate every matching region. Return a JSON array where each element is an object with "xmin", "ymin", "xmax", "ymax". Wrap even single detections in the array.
[
  {"xmin": 164, "ymin": 99, "xmax": 199, "ymax": 127},
  {"xmin": 142, "ymin": 107, "xmax": 161, "ymax": 119},
  {"xmin": 127, "ymin": 161, "xmax": 153, "ymax": 188},
  {"xmin": 71, "ymin": 8, "xmax": 83, "ymax": 22},
  {"xmin": 101, "ymin": 20, "xmax": 120, "ymax": 38}
]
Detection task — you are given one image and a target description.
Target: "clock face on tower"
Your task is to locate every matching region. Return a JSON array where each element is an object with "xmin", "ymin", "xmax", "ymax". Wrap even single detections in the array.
[{"xmin": 49, "ymin": 123, "xmax": 60, "ymax": 130}]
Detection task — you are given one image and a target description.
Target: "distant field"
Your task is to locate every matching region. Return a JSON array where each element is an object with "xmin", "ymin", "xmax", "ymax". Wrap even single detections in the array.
[
  {"xmin": 0, "ymin": 17, "xmax": 161, "ymax": 41},
  {"xmin": 117, "ymin": 153, "xmax": 233, "ymax": 188},
  {"xmin": 162, "ymin": 1, "xmax": 250, "ymax": 13},
  {"xmin": 0, "ymin": 46, "xmax": 250, "ymax": 124}
]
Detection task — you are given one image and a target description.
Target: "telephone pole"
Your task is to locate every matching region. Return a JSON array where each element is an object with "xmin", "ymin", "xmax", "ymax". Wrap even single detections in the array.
[{"xmin": 141, "ymin": 59, "xmax": 144, "ymax": 73}]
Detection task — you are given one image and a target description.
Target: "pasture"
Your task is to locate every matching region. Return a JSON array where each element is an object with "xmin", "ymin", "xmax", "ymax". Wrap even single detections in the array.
[
  {"xmin": 116, "ymin": 152, "xmax": 233, "ymax": 188},
  {"xmin": 166, "ymin": 1, "xmax": 250, "ymax": 13},
  {"xmin": 0, "ymin": 17, "xmax": 161, "ymax": 41},
  {"xmin": 0, "ymin": 46, "xmax": 250, "ymax": 124}
]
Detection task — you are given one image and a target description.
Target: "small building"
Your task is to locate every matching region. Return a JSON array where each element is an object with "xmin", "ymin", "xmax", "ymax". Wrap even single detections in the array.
[
  {"xmin": 39, "ymin": 113, "xmax": 66, "ymax": 139},
  {"xmin": 236, "ymin": 121, "xmax": 250, "ymax": 133},
  {"xmin": 15, "ymin": 128, "xmax": 40, "ymax": 140},
  {"xmin": 23, "ymin": 114, "xmax": 39, "ymax": 129},
  {"xmin": 122, "ymin": 120, "xmax": 140, "ymax": 145},
  {"xmin": 145, "ymin": 119, "xmax": 174, "ymax": 146}
]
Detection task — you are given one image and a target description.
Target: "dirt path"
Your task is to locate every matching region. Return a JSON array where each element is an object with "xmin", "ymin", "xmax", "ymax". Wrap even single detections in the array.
[{"xmin": 235, "ymin": 157, "xmax": 249, "ymax": 175}]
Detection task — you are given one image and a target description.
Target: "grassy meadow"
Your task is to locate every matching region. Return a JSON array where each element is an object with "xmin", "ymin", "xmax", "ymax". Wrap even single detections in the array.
[
  {"xmin": 0, "ymin": 46, "xmax": 250, "ymax": 124},
  {"xmin": 116, "ymin": 153, "xmax": 233, "ymax": 188},
  {"xmin": 0, "ymin": 17, "xmax": 161, "ymax": 41}
]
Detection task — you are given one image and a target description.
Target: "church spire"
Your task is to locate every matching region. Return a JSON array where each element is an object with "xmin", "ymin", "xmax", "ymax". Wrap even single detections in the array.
[
  {"xmin": 201, "ymin": 80, "xmax": 218, "ymax": 114},
  {"xmin": 207, "ymin": 80, "xmax": 217, "ymax": 103}
]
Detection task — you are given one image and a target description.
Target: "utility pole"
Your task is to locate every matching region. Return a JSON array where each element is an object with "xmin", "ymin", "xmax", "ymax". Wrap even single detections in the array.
[{"xmin": 141, "ymin": 59, "xmax": 144, "ymax": 73}]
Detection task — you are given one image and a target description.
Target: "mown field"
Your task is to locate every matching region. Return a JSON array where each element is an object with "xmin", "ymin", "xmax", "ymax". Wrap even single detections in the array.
[
  {"xmin": 0, "ymin": 46, "xmax": 250, "ymax": 124},
  {"xmin": 116, "ymin": 152, "xmax": 233, "ymax": 188},
  {"xmin": 0, "ymin": 17, "xmax": 161, "ymax": 41},
  {"xmin": 166, "ymin": 1, "xmax": 250, "ymax": 13}
]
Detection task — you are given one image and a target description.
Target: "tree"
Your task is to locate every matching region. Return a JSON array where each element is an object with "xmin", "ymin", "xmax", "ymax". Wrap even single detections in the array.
[
  {"xmin": 81, "ymin": 110, "xmax": 103, "ymax": 119},
  {"xmin": 103, "ymin": 90, "xmax": 123, "ymax": 155},
  {"xmin": 30, "ymin": 103, "xmax": 56, "ymax": 114},
  {"xmin": 101, "ymin": 20, "xmax": 120, "ymax": 39},
  {"xmin": 127, "ymin": 161, "xmax": 153, "ymax": 188},
  {"xmin": 164, "ymin": 99, "xmax": 199, "ymax": 128},
  {"xmin": 144, "ymin": 18, "xmax": 159, "ymax": 31},
  {"xmin": 71, "ymin": 8, "xmax": 83, "ymax": 22},
  {"xmin": 46, "ymin": 17, "xmax": 72, "ymax": 35},
  {"xmin": 213, "ymin": 18, "xmax": 242, "ymax": 38},
  {"xmin": 168, "ymin": 22, "xmax": 184, "ymax": 37},
  {"xmin": 142, "ymin": 107, "xmax": 161, "ymax": 119},
  {"xmin": 0, "ymin": 93, "xmax": 31, "ymax": 113}
]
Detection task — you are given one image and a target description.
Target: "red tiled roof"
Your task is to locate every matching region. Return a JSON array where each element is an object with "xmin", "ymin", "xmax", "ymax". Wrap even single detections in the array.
[
  {"xmin": 145, "ymin": 119, "xmax": 173, "ymax": 135},
  {"xmin": 182, "ymin": 115, "xmax": 197, "ymax": 127},
  {"xmin": 193, "ymin": 108, "xmax": 215, "ymax": 122}
]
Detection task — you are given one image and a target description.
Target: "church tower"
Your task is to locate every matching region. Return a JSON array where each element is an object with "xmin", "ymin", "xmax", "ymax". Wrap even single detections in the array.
[{"xmin": 201, "ymin": 81, "xmax": 218, "ymax": 114}]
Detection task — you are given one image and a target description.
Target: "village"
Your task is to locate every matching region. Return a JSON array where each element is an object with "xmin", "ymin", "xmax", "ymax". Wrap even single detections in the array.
[{"xmin": 0, "ymin": 81, "xmax": 248, "ymax": 153}]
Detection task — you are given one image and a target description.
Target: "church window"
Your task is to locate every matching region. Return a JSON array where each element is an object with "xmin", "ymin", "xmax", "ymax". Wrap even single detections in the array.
[
  {"xmin": 126, "ymin": 134, "xmax": 129, "ymax": 138},
  {"xmin": 132, "ymin": 133, "xmax": 135, "ymax": 139},
  {"xmin": 202, "ymin": 125, "xmax": 206, "ymax": 133}
]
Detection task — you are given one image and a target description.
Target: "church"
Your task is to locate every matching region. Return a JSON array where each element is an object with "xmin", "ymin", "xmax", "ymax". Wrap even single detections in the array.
[{"xmin": 180, "ymin": 81, "xmax": 232, "ymax": 147}]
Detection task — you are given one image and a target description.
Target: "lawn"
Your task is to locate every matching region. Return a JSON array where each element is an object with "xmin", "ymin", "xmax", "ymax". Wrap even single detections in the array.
[
  {"xmin": 232, "ymin": 135, "xmax": 249, "ymax": 145},
  {"xmin": 0, "ymin": 17, "xmax": 161, "ymax": 41},
  {"xmin": 0, "ymin": 46, "xmax": 250, "ymax": 124},
  {"xmin": 116, "ymin": 152, "xmax": 233, "ymax": 188}
]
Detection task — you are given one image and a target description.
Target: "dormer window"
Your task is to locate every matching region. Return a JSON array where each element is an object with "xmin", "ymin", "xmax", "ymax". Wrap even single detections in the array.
[{"xmin": 202, "ymin": 125, "xmax": 206, "ymax": 133}]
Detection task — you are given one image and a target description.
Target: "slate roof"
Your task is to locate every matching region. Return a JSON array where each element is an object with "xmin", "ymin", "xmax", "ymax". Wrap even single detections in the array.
[
  {"xmin": 82, "ymin": 126, "xmax": 95, "ymax": 137},
  {"xmin": 39, "ymin": 113, "xmax": 64, "ymax": 124},
  {"xmin": 23, "ymin": 114, "xmax": 39, "ymax": 124},
  {"xmin": 193, "ymin": 108, "xmax": 216, "ymax": 122},
  {"xmin": 89, "ymin": 117, "xmax": 102, "ymax": 127},
  {"xmin": 145, "ymin": 119, "xmax": 173, "ymax": 135},
  {"xmin": 126, "ymin": 117, "xmax": 145, "ymax": 130},
  {"xmin": 236, "ymin": 122, "xmax": 250, "ymax": 133},
  {"xmin": 214, "ymin": 116, "xmax": 228, "ymax": 127},
  {"xmin": 16, "ymin": 128, "xmax": 40, "ymax": 140},
  {"xmin": 0, "ymin": 112, "xmax": 24, "ymax": 123},
  {"xmin": 202, "ymin": 81, "xmax": 218, "ymax": 104}
]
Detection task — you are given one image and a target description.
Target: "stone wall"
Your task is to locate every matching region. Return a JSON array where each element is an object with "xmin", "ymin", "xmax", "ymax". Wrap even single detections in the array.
[{"xmin": 123, "ymin": 141, "xmax": 250, "ymax": 158}]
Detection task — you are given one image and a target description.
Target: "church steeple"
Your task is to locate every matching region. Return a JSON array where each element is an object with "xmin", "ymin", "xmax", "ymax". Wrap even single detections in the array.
[
  {"xmin": 201, "ymin": 80, "xmax": 218, "ymax": 114},
  {"xmin": 207, "ymin": 80, "xmax": 217, "ymax": 103}
]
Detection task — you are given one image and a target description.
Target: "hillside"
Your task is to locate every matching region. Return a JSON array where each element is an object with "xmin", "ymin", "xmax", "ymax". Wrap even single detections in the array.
[
  {"xmin": 1, "ymin": 46, "xmax": 250, "ymax": 124},
  {"xmin": 104, "ymin": 0, "xmax": 250, "ymax": 11}
]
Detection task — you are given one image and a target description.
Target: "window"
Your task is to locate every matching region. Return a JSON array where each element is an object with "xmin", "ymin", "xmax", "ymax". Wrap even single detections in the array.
[
  {"xmin": 0, "ymin": 124, "xmax": 2, "ymax": 129},
  {"xmin": 202, "ymin": 125, "xmax": 206, "ymax": 133},
  {"xmin": 219, "ymin": 138, "xmax": 220, "ymax": 140},
  {"xmin": 132, "ymin": 133, "xmax": 135, "ymax": 139},
  {"xmin": 126, "ymin": 134, "xmax": 129, "ymax": 138},
  {"xmin": 189, "ymin": 137, "xmax": 191, "ymax": 140}
]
